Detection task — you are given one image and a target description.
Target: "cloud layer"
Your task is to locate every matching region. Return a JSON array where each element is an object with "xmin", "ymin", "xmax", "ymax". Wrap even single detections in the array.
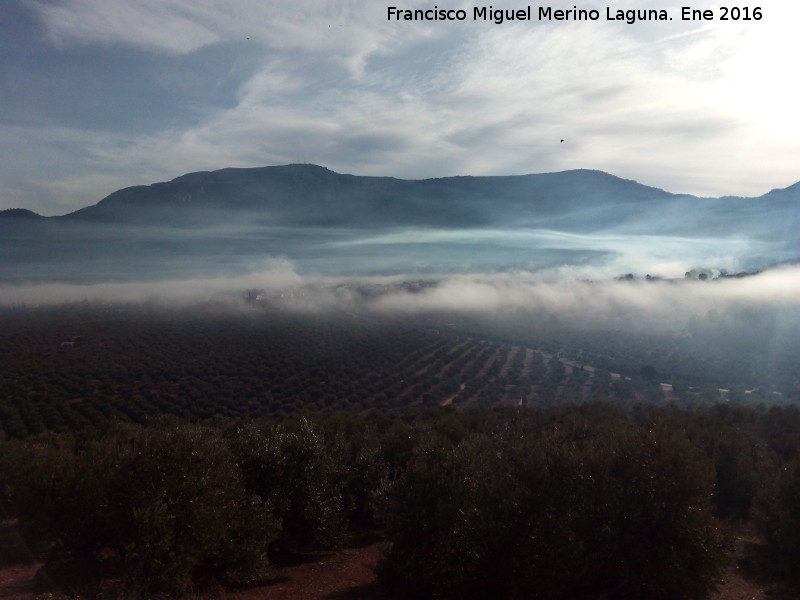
[{"xmin": 4, "ymin": 263, "xmax": 800, "ymax": 339}]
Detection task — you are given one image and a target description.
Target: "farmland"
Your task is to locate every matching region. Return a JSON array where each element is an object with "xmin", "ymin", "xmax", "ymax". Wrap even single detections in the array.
[
  {"xmin": 0, "ymin": 302, "xmax": 630, "ymax": 438},
  {"xmin": 2, "ymin": 299, "xmax": 797, "ymax": 440},
  {"xmin": 2, "ymin": 301, "xmax": 800, "ymax": 599}
]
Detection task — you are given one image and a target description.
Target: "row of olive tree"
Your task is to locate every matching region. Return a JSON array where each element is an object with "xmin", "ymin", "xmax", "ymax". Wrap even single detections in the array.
[
  {"xmin": 0, "ymin": 417, "xmax": 373, "ymax": 597},
  {"xmin": 3, "ymin": 404, "xmax": 800, "ymax": 598},
  {"xmin": 755, "ymin": 456, "xmax": 800, "ymax": 581},
  {"xmin": 378, "ymin": 418, "xmax": 731, "ymax": 600}
]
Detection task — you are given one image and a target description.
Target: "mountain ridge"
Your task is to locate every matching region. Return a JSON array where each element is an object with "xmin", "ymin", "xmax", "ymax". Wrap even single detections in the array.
[
  {"xmin": 48, "ymin": 165, "xmax": 680, "ymax": 229},
  {"xmin": 1, "ymin": 164, "xmax": 798, "ymax": 284},
  {"xmin": 5, "ymin": 165, "xmax": 800, "ymax": 219},
  {"xmin": 60, "ymin": 165, "xmax": 676, "ymax": 223}
]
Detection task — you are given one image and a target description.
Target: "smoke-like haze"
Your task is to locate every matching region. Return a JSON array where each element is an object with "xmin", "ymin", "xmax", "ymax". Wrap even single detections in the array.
[
  {"xmin": 4, "ymin": 262, "xmax": 800, "ymax": 335},
  {"xmin": 367, "ymin": 266, "xmax": 800, "ymax": 332},
  {"xmin": 0, "ymin": 259, "xmax": 301, "ymax": 305}
]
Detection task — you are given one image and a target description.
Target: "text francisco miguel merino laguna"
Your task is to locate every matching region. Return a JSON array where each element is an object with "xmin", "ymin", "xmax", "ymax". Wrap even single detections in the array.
[{"xmin": 388, "ymin": 6, "xmax": 763, "ymax": 24}]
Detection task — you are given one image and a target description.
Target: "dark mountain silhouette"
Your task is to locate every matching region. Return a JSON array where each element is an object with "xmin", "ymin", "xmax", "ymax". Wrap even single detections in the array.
[
  {"xmin": 1, "ymin": 165, "xmax": 798, "ymax": 283},
  {"xmin": 59, "ymin": 164, "xmax": 675, "ymax": 228},
  {"xmin": 0, "ymin": 208, "xmax": 44, "ymax": 219}
]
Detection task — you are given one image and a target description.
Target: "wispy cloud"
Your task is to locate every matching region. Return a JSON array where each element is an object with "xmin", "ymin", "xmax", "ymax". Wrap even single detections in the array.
[
  {"xmin": 31, "ymin": 0, "xmax": 424, "ymax": 74},
  {"xmin": 3, "ymin": 0, "xmax": 799, "ymax": 213},
  {"xmin": 33, "ymin": 0, "xmax": 221, "ymax": 53}
]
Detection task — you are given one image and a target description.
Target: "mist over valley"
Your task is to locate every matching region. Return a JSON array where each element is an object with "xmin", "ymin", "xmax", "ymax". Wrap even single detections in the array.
[
  {"xmin": 6, "ymin": 4, "xmax": 800, "ymax": 596},
  {"xmin": 2, "ymin": 164, "xmax": 799, "ymax": 405},
  {"xmin": 2, "ymin": 164, "xmax": 798, "ymax": 286}
]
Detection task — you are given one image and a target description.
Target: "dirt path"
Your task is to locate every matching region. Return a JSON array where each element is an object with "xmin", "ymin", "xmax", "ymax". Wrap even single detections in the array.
[
  {"xmin": 0, "ymin": 515, "xmax": 390, "ymax": 600},
  {"xmin": 0, "ymin": 563, "xmax": 44, "ymax": 600},
  {"xmin": 224, "ymin": 541, "xmax": 390, "ymax": 600},
  {"xmin": 2, "ymin": 522, "xmax": 797, "ymax": 600},
  {"xmin": 709, "ymin": 526, "xmax": 798, "ymax": 600}
]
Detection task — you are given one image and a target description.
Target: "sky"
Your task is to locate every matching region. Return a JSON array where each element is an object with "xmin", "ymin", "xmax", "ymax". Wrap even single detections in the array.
[{"xmin": 2, "ymin": 0, "xmax": 799, "ymax": 215}]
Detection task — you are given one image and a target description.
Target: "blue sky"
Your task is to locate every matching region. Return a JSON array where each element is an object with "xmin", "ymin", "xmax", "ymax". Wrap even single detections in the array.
[{"xmin": 2, "ymin": 0, "xmax": 799, "ymax": 215}]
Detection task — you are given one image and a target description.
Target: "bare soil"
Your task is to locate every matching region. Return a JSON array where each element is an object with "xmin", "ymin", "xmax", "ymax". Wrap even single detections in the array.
[
  {"xmin": 709, "ymin": 524, "xmax": 799, "ymax": 600},
  {"xmin": 223, "ymin": 541, "xmax": 391, "ymax": 600},
  {"xmin": 2, "ymin": 520, "xmax": 797, "ymax": 600}
]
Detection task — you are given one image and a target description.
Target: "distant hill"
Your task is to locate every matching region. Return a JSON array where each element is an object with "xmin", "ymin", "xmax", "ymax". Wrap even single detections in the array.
[
  {"xmin": 59, "ymin": 164, "xmax": 675, "ymax": 228},
  {"xmin": 0, "ymin": 208, "xmax": 43, "ymax": 219},
  {"xmin": 1, "ymin": 165, "xmax": 798, "ymax": 283}
]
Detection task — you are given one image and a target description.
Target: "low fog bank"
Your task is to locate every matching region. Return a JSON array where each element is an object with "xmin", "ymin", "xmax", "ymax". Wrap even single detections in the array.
[
  {"xmin": 3, "ymin": 215, "xmax": 795, "ymax": 285},
  {"xmin": 3, "ymin": 262, "xmax": 800, "ymax": 336},
  {"xmin": 369, "ymin": 266, "xmax": 800, "ymax": 336},
  {"xmin": 0, "ymin": 259, "xmax": 302, "ymax": 306}
]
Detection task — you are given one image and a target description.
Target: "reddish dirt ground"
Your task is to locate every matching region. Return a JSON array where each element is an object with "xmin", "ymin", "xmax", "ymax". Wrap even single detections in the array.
[
  {"xmin": 0, "ymin": 563, "xmax": 43, "ymax": 600},
  {"xmin": 708, "ymin": 525, "xmax": 799, "ymax": 600},
  {"xmin": 1, "ymin": 520, "xmax": 797, "ymax": 600},
  {"xmin": 0, "ymin": 544, "xmax": 390, "ymax": 600},
  {"xmin": 223, "ymin": 541, "xmax": 391, "ymax": 600},
  {"xmin": 0, "ymin": 518, "xmax": 391, "ymax": 600}
]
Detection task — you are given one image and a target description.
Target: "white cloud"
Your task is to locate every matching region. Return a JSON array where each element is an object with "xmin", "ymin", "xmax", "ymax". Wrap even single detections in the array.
[
  {"xmin": 7, "ymin": 264, "xmax": 800, "ymax": 339},
  {"xmin": 5, "ymin": 0, "xmax": 799, "ymax": 213},
  {"xmin": 33, "ymin": 0, "xmax": 220, "ymax": 53},
  {"xmin": 32, "ymin": 0, "xmax": 427, "ymax": 75}
]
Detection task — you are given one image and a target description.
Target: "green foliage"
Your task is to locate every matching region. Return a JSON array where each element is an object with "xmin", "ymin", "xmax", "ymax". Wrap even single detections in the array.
[
  {"xmin": 756, "ymin": 457, "xmax": 800, "ymax": 578},
  {"xmin": 4, "ymin": 301, "xmax": 800, "ymax": 442},
  {"xmin": 2, "ymin": 425, "xmax": 274, "ymax": 596},
  {"xmin": 320, "ymin": 415, "xmax": 388, "ymax": 519},
  {"xmin": 379, "ymin": 418, "xmax": 730, "ymax": 600},
  {"xmin": 229, "ymin": 417, "xmax": 349, "ymax": 549},
  {"xmin": 0, "ymin": 433, "xmax": 77, "ymax": 547},
  {"xmin": 5, "ymin": 403, "xmax": 800, "ymax": 599}
]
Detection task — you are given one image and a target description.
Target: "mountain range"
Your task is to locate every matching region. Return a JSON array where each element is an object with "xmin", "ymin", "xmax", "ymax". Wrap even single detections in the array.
[{"xmin": 1, "ymin": 164, "xmax": 798, "ymax": 283}]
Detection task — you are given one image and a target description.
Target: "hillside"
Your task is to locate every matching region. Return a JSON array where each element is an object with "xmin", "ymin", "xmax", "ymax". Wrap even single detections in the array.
[
  {"xmin": 59, "ymin": 165, "xmax": 674, "ymax": 228},
  {"xmin": 0, "ymin": 165, "xmax": 798, "ymax": 283}
]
